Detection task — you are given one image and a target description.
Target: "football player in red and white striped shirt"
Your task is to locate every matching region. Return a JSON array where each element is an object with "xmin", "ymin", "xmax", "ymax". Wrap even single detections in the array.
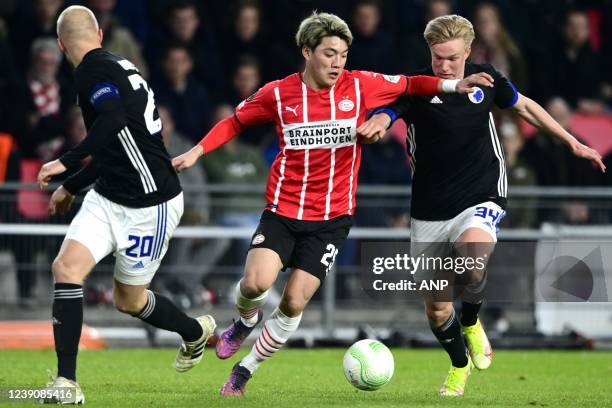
[{"xmin": 172, "ymin": 11, "xmax": 492, "ymax": 396}]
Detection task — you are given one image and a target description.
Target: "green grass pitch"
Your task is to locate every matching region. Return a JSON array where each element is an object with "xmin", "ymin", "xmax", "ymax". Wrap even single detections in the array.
[{"xmin": 1, "ymin": 349, "xmax": 611, "ymax": 407}]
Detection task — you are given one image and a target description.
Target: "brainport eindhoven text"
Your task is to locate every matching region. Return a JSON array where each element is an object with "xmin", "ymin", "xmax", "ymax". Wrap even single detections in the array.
[{"xmin": 286, "ymin": 126, "xmax": 354, "ymax": 146}]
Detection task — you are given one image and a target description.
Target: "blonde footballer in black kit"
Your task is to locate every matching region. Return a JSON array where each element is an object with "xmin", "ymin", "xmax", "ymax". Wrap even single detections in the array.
[
  {"xmin": 358, "ymin": 14, "xmax": 605, "ymax": 397},
  {"xmin": 36, "ymin": 6, "xmax": 216, "ymax": 403}
]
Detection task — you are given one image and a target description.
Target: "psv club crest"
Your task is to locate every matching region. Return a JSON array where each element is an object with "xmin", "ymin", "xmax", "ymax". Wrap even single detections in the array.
[{"xmin": 338, "ymin": 97, "xmax": 354, "ymax": 112}]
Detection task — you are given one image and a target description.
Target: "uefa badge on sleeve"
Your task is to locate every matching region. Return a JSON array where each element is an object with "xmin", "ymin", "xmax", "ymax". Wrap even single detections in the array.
[{"xmin": 382, "ymin": 74, "xmax": 400, "ymax": 83}]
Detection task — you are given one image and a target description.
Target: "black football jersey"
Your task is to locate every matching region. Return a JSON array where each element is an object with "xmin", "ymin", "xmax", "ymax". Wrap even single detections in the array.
[
  {"xmin": 60, "ymin": 48, "xmax": 181, "ymax": 207},
  {"xmin": 380, "ymin": 63, "xmax": 518, "ymax": 220}
]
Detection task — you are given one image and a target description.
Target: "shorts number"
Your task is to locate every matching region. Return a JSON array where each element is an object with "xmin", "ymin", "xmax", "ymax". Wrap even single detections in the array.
[
  {"xmin": 320, "ymin": 244, "xmax": 339, "ymax": 273},
  {"xmin": 474, "ymin": 206, "xmax": 506, "ymax": 233},
  {"xmin": 126, "ymin": 235, "xmax": 154, "ymax": 258}
]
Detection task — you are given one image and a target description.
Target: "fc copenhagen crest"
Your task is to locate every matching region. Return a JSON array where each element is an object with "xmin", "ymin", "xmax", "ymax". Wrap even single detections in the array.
[{"xmin": 468, "ymin": 87, "xmax": 485, "ymax": 104}]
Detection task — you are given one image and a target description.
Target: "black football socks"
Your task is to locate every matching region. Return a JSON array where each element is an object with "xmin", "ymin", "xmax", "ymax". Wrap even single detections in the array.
[
  {"xmin": 53, "ymin": 283, "xmax": 84, "ymax": 381},
  {"xmin": 431, "ymin": 308, "xmax": 468, "ymax": 368},
  {"xmin": 461, "ymin": 300, "xmax": 482, "ymax": 327},
  {"xmin": 135, "ymin": 290, "xmax": 203, "ymax": 342}
]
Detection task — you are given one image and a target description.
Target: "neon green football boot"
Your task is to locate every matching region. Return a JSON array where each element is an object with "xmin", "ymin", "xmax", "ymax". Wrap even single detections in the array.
[
  {"xmin": 438, "ymin": 356, "xmax": 473, "ymax": 397},
  {"xmin": 462, "ymin": 318, "xmax": 493, "ymax": 370}
]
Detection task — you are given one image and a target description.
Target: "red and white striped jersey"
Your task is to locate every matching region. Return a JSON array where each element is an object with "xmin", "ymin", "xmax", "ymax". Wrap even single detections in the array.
[{"xmin": 234, "ymin": 70, "xmax": 423, "ymax": 221}]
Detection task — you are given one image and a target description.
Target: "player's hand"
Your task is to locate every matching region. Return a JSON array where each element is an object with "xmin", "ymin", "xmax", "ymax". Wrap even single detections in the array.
[
  {"xmin": 37, "ymin": 159, "xmax": 67, "ymax": 190},
  {"xmin": 172, "ymin": 145, "xmax": 204, "ymax": 172},
  {"xmin": 49, "ymin": 186, "xmax": 75, "ymax": 215},
  {"xmin": 571, "ymin": 141, "xmax": 606, "ymax": 173},
  {"xmin": 456, "ymin": 72, "xmax": 494, "ymax": 94},
  {"xmin": 357, "ymin": 113, "xmax": 391, "ymax": 144}
]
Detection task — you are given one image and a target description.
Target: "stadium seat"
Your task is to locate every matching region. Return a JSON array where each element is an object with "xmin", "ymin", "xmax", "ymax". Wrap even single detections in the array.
[
  {"xmin": 17, "ymin": 159, "xmax": 49, "ymax": 220},
  {"xmin": 570, "ymin": 113, "xmax": 612, "ymax": 157},
  {"xmin": 520, "ymin": 113, "xmax": 612, "ymax": 157}
]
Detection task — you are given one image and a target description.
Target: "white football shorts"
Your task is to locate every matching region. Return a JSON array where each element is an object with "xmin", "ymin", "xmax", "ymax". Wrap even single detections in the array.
[
  {"xmin": 410, "ymin": 201, "xmax": 505, "ymax": 284},
  {"xmin": 65, "ymin": 189, "xmax": 184, "ymax": 285},
  {"xmin": 411, "ymin": 201, "xmax": 506, "ymax": 244}
]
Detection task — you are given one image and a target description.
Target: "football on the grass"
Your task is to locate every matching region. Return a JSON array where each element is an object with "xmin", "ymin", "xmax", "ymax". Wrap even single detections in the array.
[{"xmin": 343, "ymin": 339, "xmax": 394, "ymax": 391}]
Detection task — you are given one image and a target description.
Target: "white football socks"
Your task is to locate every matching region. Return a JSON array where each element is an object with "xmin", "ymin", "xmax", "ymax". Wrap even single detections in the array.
[
  {"xmin": 240, "ymin": 307, "xmax": 302, "ymax": 373},
  {"xmin": 235, "ymin": 280, "xmax": 269, "ymax": 327}
]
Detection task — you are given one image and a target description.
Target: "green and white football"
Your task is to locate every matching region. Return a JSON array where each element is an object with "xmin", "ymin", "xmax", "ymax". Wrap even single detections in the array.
[{"xmin": 343, "ymin": 339, "xmax": 394, "ymax": 391}]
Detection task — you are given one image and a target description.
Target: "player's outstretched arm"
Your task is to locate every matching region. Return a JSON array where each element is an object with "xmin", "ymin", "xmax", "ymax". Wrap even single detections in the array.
[
  {"xmin": 442, "ymin": 72, "xmax": 495, "ymax": 94},
  {"xmin": 358, "ymin": 71, "xmax": 494, "ymax": 144},
  {"xmin": 37, "ymin": 159, "xmax": 68, "ymax": 190},
  {"xmin": 512, "ymin": 94, "xmax": 606, "ymax": 173},
  {"xmin": 173, "ymin": 81, "xmax": 275, "ymax": 172},
  {"xmin": 172, "ymin": 116, "xmax": 242, "ymax": 172},
  {"xmin": 356, "ymin": 113, "xmax": 392, "ymax": 144},
  {"xmin": 403, "ymin": 72, "xmax": 493, "ymax": 97},
  {"xmin": 172, "ymin": 145, "xmax": 204, "ymax": 173}
]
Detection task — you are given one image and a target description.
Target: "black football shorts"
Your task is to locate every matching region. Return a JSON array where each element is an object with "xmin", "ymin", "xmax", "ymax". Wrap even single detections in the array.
[{"xmin": 248, "ymin": 210, "xmax": 353, "ymax": 281}]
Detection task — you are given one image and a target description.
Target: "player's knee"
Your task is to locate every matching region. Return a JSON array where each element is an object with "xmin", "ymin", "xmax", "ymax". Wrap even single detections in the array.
[
  {"xmin": 279, "ymin": 294, "xmax": 306, "ymax": 317},
  {"xmin": 113, "ymin": 292, "xmax": 142, "ymax": 315},
  {"xmin": 240, "ymin": 274, "xmax": 270, "ymax": 298},
  {"xmin": 114, "ymin": 301, "xmax": 141, "ymax": 315},
  {"xmin": 52, "ymin": 257, "xmax": 81, "ymax": 283},
  {"xmin": 425, "ymin": 303, "xmax": 452, "ymax": 323},
  {"xmin": 466, "ymin": 268, "xmax": 486, "ymax": 285}
]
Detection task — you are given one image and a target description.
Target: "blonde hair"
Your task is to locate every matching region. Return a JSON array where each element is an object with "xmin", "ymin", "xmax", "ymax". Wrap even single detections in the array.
[
  {"xmin": 295, "ymin": 11, "xmax": 353, "ymax": 50},
  {"xmin": 424, "ymin": 14, "xmax": 475, "ymax": 49}
]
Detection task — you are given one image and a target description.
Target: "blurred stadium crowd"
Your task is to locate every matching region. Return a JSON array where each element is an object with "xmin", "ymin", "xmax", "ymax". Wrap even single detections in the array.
[{"xmin": 0, "ymin": 0, "xmax": 611, "ymax": 306}]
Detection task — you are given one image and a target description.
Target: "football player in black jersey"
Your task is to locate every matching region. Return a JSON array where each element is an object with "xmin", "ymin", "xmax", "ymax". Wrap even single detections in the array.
[
  {"xmin": 357, "ymin": 14, "xmax": 605, "ymax": 397},
  {"xmin": 36, "ymin": 6, "xmax": 215, "ymax": 403}
]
